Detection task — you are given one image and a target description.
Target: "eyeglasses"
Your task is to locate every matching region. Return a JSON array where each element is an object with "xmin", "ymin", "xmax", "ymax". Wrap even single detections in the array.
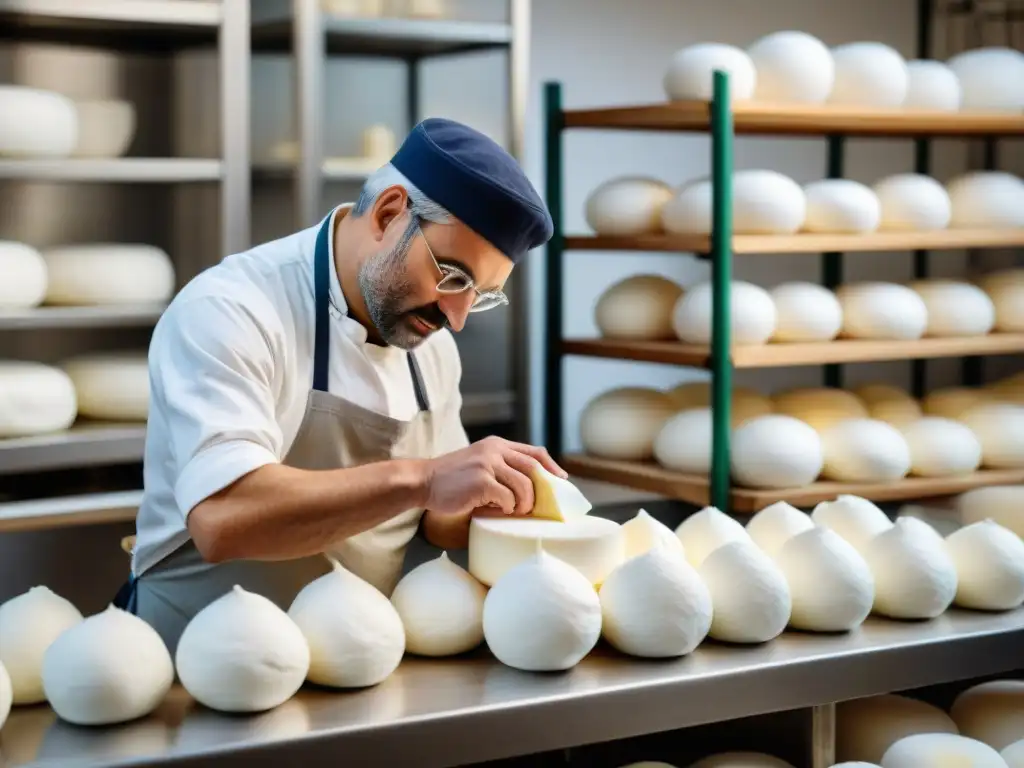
[{"xmin": 416, "ymin": 219, "xmax": 509, "ymax": 313}]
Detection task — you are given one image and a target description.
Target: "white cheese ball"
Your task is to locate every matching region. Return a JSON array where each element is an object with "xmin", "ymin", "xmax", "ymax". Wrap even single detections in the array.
[
  {"xmin": 667, "ymin": 382, "xmax": 774, "ymax": 426},
  {"xmin": 580, "ymin": 387, "xmax": 677, "ymax": 461},
  {"xmin": 829, "ymin": 42, "xmax": 909, "ymax": 107},
  {"xmin": 909, "ymin": 279, "xmax": 995, "ymax": 337},
  {"xmin": 61, "ymin": 353, "xmax": 150, "ymax": 422},
  {"xmin": 821, "ymin": 418, "xmax": 912, "ymax": 483},
  {"xmin": 862, "ymin": 517, "xmax": 958, "ymax": 619},
  {"xmin": 812, "ymin": 495, "xmax": 894, "ymax": 554},
  {"xmin": 895, "ymin": 515, "xmax": 948, "ymax": 550},
  {"xmin": 178, "ymin": 585, "xmax": 309, "ymax": 712},
  {"xmin": 621, "ymin": 509, "xmax": 686, "ymax": 561},
  {"xmin": 698, "ymin": 540, "xmax": 792, "ymax": 644},
  {"xmin": 390, "ymin": 552, "xmax": 485, "ymax": 657},
  {"xmin": 690, "ymin": 754, "xmax": 795, "ymax": 768},
  {"xmin": 595, "ymin": 275, "xmax": 684, "ymax": 340},
  {"xmin": 0, "ymin": 586, "xmax": 83, "ymax": 705},
  {"xmin": 945, "ymin": 519, "xmax": 1024, "ymax": 611},
  {"xmin": 769, "ymin": 281, "xmax": 843, "ymax": 342},
  {"xmin": 483, "ymin": 548, "xmax": 601, "ymax": 671},
  {"xmin": 42, "ymin": 244, "xmax": 175, "ymax": 306},
  {"xmin": 672, "ymin": 280, "xmax": 777, "ymax": 345},
  {"xmin": 836, "ymin": 282, "xmax": 929, "ymax": 340},
  {"xmin": 731, "ymin": 414, "xmax": 824, "ymax": 488},
  {"xmin": 654, "ymin": 408, "xmax": 713, "ymax": 474},
  {"xmin": 746, "ymin": 30, "xmax": 834, "ymax": 104},
  {"xmin": 0, "ymin": 86, "xmax": 78, "ymax": 157},
  {"xmin": 881, "ymin": 734, "xmax": 1008, "ymax": 768},
  {"xmin": 746, "ymin": 501, "xmax": 815, "ymax": 559},
  {"xmin": 836, "ymin": 694, "xmax": 959, "ymax": 763},
  {"xmin": 948, "ymin": 171, "xmax": 1024, "ymax": 229},
  {"xmin": 773, "ymin": 387, "xmax": 869, "ymax": 433},
  {"xmin": 0, "ymin": 241, "xmax": 47, "ymax": 309},
  {"xmin": 904, "ymin": 59, "xmax": 962, "ymax": 110},
  {"xmin": 923, "ymin": 387, "xmax": 987, "ymax": 420},
  {"xmin": 661, "ymin": 171, "xmax": 806, "ymax": 235},
  {"xmin": 947, "ymin": 46, "xmax": 1024, "ymax": 111},
  {"xmin": 599, "ymin": 544, "xmax": 712, "ymax": 658},
  {"xmin": 960, "ymin": 403, "xmax": 1024, "ymax": 468},
  {"xmin": 901, "ymin": 416, "xmax": 982, "ymax": 477},
  {"xmin": 1005, "ymin": 741, "xmax": 1024, "ymax": 768},
  {"xmin": 958, "ymin": 485, "xmax": 1024, "ymax": 537},
  {"xmin": 584, "ymin": 177, "xmax": 674, "ymax": 236},
  {"xmin": 674, "ymin": 506, "xmax": 752, "ymax": 569},
  {"xmin": 979, "ymin": 270, "xmax": 1024, "ymax": 332},
  {"xmin": 802, "ymin": 179, "xmax": 881, "ymax": 234},
  {"xmin": 0, "ymin": 361, "xmax": 78, "ymax": 438},
  {"xmin": 42, "ymin": 605, "xmax": 173, "ymax": 726},
  {"xmin": 663, "ymin": 43, "xmax": 756, "ymax": 102},
  {"xmin": 873, "ymin": 174, "xmax": 952, "ymax": 231},
  {"xmin": 776, "ymin": 527, "xmax": 875, "ymax": 632},
  {"xmin": 952, "ymin": 681, "xmax": 1024, "ymax": 752},
  {"xmin": 855, "ymin": 384, "xmax": 923, "ymax": 428}
]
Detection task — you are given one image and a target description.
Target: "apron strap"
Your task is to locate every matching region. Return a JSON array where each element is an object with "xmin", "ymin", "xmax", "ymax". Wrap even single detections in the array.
[
  {"xmin": 312, "ymin": 210, "xmax": 333, "ymax": 393},
  {"xmin": 407, "ymin": 352, "xmax": 430, "ymax": 412}
]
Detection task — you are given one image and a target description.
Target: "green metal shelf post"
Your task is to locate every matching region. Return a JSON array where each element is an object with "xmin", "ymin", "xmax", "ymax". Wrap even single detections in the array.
[
  {"xmin": 543, "ymin": 81, "xmax": 565, "ymax": 457},
  {"xmin": 912, "ymin": 0, "xmax": 933, "ymax": 399},
  {"xmin": 822, "ymin": 135, "xmax": 846, "ymax": 389}
]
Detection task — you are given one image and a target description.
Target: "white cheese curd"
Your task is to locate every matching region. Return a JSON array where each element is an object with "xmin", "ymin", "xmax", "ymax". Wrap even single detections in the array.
[
  {"xmin": 0, "ymin": 86, "xmax": 77, "ymax": 157},
  {"xmin": 621, "ymin": 509, "xmax": 686, "ymax": 561},
  {"xmin": 663, "ymin": 43, "xmax": 757, "ymax": 102},
  {"xmin": 836, "ymin": 282, "xmax": 929, "ymax": 340},
  {"xmin": 690, "ymin": 754, "xmax": 795, "ymax": 768},
  {"xmin": 770, "ymin": 282, "xmax": 844, "ymax": 342},
  {"xmin": 855, "ymin": 384, "xmax": 923, "ymax": 428},
  {"xmin": 672, "ymin": 280, "xmax": 777, "ymax": 346},
  {"xmin": 654, "ymin": 408, "xmax": 714, "ymax": 474},
  {"xmin": 802, "ymin": 179, "xmax": 881, "ymax": 234},
  {"xmin": 579, "ymin": 387, "xmax": 678, "ymax": 461},
  {"xmin": 178, "ymin": 585, "xmax": 309, "ymax": 712},
  {"xmin": 951, "ymin": 680, "xmax": 1024, "ymax": 752},
  {"xmin": 945, "ymin": 520, "xmax": 1024, "ymax": 611},
  {"xmin": 958, "ymin": 485, "xmax": 1024, "ymax": 537},
  {"xmin": 873, "ymin": 174, "xmax": 952, "ymax": 231},
  {"xmin": 776, "ymin": 527, "xmax": 875, "ymax": 632},
  {"xmin": 909, "ymin": 279, "xmax": 996, "ymax": 337},
  {"xmin": 674, "ymin": 506, "xmax": 752, "ymax": 569},
  {"xmin": 947, "ymin": 171, "xmax": 1024, "ymax": 229},
  {"xmin": 42, "ymin": 605, "xmax": 173, "ymax": 725},
  {"xmin": 61, "ymin": 353, "xmax": 150, "ymax": 422},
  {"xmin": 904, "ymin": 59, "xmax": 962, "ymax": 110},
  {"xmin": 599, "ymin": 544, "xmax": 712, "ymax": 658},
  {"xmin": 881, "ymin": 733, "xmax": 1008, "ymax": 767},
  {"xmin": 595, "ymin": 275, "xmax": 684, "ymax": 341},
  {"xmin": 390, "ymin": 552, "xmax": 485, "ymax": 657},
  {"xmin": 812, "ymin": 495, "xmax": 894, "ymax": 554},
  {"xmin": 0, "ymin": 586, "xmax": 83, "ymax": 705},
  {"xmin": 836, "ymin": 693, "xmax": 959, "ymax": 763},
  {"xmin": 42, "ymin": 244, "xmax": 175, "ymax": 306},
  {"xmin": 947, "ymin": 46, "xmax": 1024, "ymax": 111},
  {"xmin": 960, "ymin": 403, "xmax": 1024, "ymax": 468},
  {"xmin": 773, "ymin": 387, "xmax": 869, "ymax": 433},
  {"xmin": 923, "ymin": 387, "xmax": 987, "ymax": 420},
  {"xmin": 0, "ymin": 241, "xmax": 47, "ymax": 309},
  {"xmin": 0, "ymin": 361, "xmax": 78, "ymax": 438},
  {"xmin": 731, "ymin": 414, "xmax": 824, "ymax": 488},
  {"xmin": 1004, "ymin": 741, "xmax": 1024, "ymax": 768},
  {"xmin": 661, "ymin": 171, "xmax": 806, "ymax": 235},
  {"xmin": 829, "ymin": 42, "xmax": 909, "ymax": 107},
  {"xmin": 747, "ymin": 30, "xmax": 834, "ymax": 104},
  {"xmin": 745, "ymin": 500, "xmax": 815, "ymax": 559},
  {"xmin": 698, "ymin": 540, "xmax": 792, "ymax": 644},
  {"xmin": 529, "ymin": 465, "xmax": 592, "ymax": 522},
  {"xmin": 901, "ymin": 416, "xmax": 982, "ymax": 477},
  {"xmin": 821, "ymin": 419, "xmax": 912, "ymax": 483},
  {"xmin": 584, "ymin": 177, "xmax": 675, "ymax": 236},
  {"xmin": 483, "ymin": 547, "xmax": 601, "ymax": 671}
]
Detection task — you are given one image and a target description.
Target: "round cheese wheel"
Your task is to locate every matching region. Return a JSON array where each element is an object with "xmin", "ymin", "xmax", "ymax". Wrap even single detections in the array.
[
  {"xmin": 672, "ymin": 280, "xmax": 777, "ymax": 345},
  {"xmin": 812, "ymin": 495, "xmax": 894, "ymax": 554},
  {"xmin": 661, "ymin": 171, "xmax": 805, "ymax": 235},
  {"xmin": 1004, "ymin": 741, "xmax": 1024, "ymax": 768},
  {"xmin": 948, "ymin": 171, "xmax": 1024, "ymax": 229},
  {"xmin": 595, "ymin": 275, "xmax": 684, "ymax": 340},
  {"xmin": 584, "ymin": 177, "xmax": 674, "ymax": 236},
  {"xmin": 599, "ymin": 544, "xmax": 712, "ymax": 658},
  {"xmin": 982, "ymin": 277, "xmax": 1024, "ymax": 332},
  {"xmin": 0, "ymin": 586, "xmax": 83, "ymax": 705},
  {"xmin": 731, "ymin": 414, "xmax": 824, "ymax": 488},
  {"xmin": 667, "ymin": 382, "xmax": 774, "ymax": 425},
  {"xmin": 177, "ymin": 585, "xmax": 309, "ymax": 712},
  {"xmin": 836, "ymin": 694, "xmax": 959, "ymax": 763},
  {"xmin": 698, "ymin": 540, "xmax": 791, "ymax": 644},
  {"xmin": 0, "ymin": 241, "xmax": 47, "ymax": 309},
  {"xmin": 468, "ymin": 515, "xmax": 624, "ymax": 587},
  {"xmin": 621, "ymin": 509, "xmax": 686, "ymax": 561},
  {"xmin": 746, "ymin": 30, "xmax": 834, "ymax": 104},
  {"xmin": 690, "ymin": 754, "xmax": 795, "ymax": 768},
  {"xmin": 958, "ymin": 485, "xmax": 1024, "ymax": 537},
  {"xmin": 837, "ymin": 282, "xmax": 929, "ymax": 340},
  {"xmin": 61, "ymin": 353, "xmax": 149, "ymax": 422},
  {"xmin": 960, "ymin": 403, "xmax": 1024, "ymax": 468},
  {"xmin": 947, "ymin": 47, "xmax": 1024, "ymax": 111},
  {"xmin": 42, "ymin": 605, "xmax": 173, "ymax": 725},
  {"xmin": 904, "ymin": 59, "xmax": 962, "ymax": 110},
  {"xmin": 821, "ymin": 418, "xmax": 912, "ymax": 482},
  {"xmin": 776, "ymin": 527, "xmax": 874, "ymax": 632},
  {"xmin": 579, "ymin": 387, "xmax": 677, "ymax": 461},
  {"xmin": 663, "ymin": 43, "xmax": 756, "ymax": 102},
  {"xmin": 42, "ymin": 244, "xmax": 175, "ymax": 306},
  {"xmin": 923, "ymin": 387, "xmax": 986, "ymax": 419},
  {"xmin": 881, "ymin": 734, "xmax": 1007, "ymax": 767},
  {"xmin": 0, "ymin": 86, "xmax": 77, "ymax": 158},
  {"xmin": 482, "ymin": 547, "xmax": 601, "ymax": 671},
  {"xmin": 855, "ymin": 384, "xmax": 923, "ymax": 428},
  {"xmin": 829, "ymin": 42, "xmax": 909, "ymax": 107},
  {"xmin": 873, "ymin": 174, "xmax": 952, "ymax": 231},
  {"xmin": 951, "ymin": 681, "xmax": 1024, "ymax": 752},
  {"xmin": 802, "ymin": 179, "xmax": 881, "ymax": 234},
  {"xmin": 772, "ymin": 387, "xmax": 868, "ymax": 432},
  {"xmin": 769, "ymin": 281, "xmax": 843, "ymax": 342},
  {"xmin": 909, "ymin": 279, "xmax": 995, "ymax": 337},
  {"xmin": 674, "ymin": 506, "xmax": 752, "ymax": 569},
  {"xmin": 654, "ymin": 408, "xmax": 713, "ymax": 474},
  {"xmin": 390, "ymin": 552, "xmax": 485, "ymax": 658},
  {"xmin": 945, "ymin": 519, "xmax": 1024, "ymax": 611},
  {"xmin": 73, "ymin": 99, "xmax": 136, "ymax": 159},
  {"xmin": 746, "ymin": 500, "xmax": 814, "ymax": 558},
  {"xmin": 901, "ymin": 416, "xmax": 982, "ymax": 477},
  {"xmin": 0, "ymin": 361, "xmax": 78, "ymax": 438}
]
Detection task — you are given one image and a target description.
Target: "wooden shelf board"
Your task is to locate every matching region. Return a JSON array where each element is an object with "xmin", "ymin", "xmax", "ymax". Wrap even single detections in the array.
[
  {"xmin": 562, "ymin": 334, "xmax": 1024, "ymax": 369},
  {"xmin": 0, "ymin": 490, "xmax": 142, "ymax": 534},
  {"xmin": 562, "ymin": 454, "xmax": 1024, "ymax": 514},
  {"xmin": 0, "ymin": 303, "xmax": 165, "ymax": 330},
  {"xmin": 0, "ymin": 421, "xmax": 146, "ymax": 474},
  {"xmin": 562, "ymin": 101, "xmax": 1024, "ymax": 137}
]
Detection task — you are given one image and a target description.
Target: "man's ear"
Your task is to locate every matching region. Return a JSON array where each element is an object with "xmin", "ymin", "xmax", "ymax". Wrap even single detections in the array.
[{"xmin": 370, "ymin": 185, "xmax": 410, "ymax": 241}]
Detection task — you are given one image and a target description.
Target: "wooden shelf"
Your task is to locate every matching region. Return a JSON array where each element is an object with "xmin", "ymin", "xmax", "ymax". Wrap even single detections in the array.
[
  {"xmin": 0, "ymin": 490, "xmax": 142, "ymax": 533},
  {"xmin": 0, "ymin": 158, "xmax": 222, "ymax": 183},
  {"xmin": 565, "ymin": 229, "xmax": 1024, "ymax": 255},
  {"xmin": 563, "ymin": 101, "xmax": 1024, "ymax": 137},
  {"xmin": 0, "ymin": 304, "xmax": 165, "ymax": 330},
  {"xmin": 562, "ymin": 333, "xmax": 1024, "ymax": 369},
  {"xmin": 0, "ymin": 421, "xmax": 146, "ymax": 474},
  {"xmin": 562, "ymin": 454, "xmax": 1024, "ymax": 514}
]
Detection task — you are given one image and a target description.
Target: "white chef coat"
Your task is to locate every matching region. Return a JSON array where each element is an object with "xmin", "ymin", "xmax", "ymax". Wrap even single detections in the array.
[{"xmin": 132, "ymin": 204, "xmax": 469, "ymax": 576}]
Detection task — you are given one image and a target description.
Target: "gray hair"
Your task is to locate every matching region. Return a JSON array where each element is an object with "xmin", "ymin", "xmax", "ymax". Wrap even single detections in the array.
[{"xmin": 352, "ymin": 163, "xmax": 451, "ymax": 225}]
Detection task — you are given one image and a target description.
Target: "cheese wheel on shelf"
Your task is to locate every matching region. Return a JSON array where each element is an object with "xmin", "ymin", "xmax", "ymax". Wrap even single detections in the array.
[
  {"xmin": 746, "ymin": 500, "xmax": 815, "ymax": 558},
  {"xmin": 772, "ymin": 387, "xmax": 868, "ymax": 432},
  {"xmin": 960, "ymin": 403, "xmax": 1024, "ymax": 468},
  {"xmin": 666, "ymin": 382, "xmax": 774, "ymax": 424},
  {"xmin": 901, "ymin": 416, "xmax": 982, "ymax": 477},
  {"xmin": 821, "ymin": 418, "xmax": 912, "ymax": 482},
  {"xmin": 579, "ymin": 387, "xmax": 677, "ymax": 461},
  {"xmin": 904, "ymin": 59, "xmax": 962, "ymax": 110},
  {"xmin": 595, "ymin": 275, "xmax": 683, "ymax": 340},
  {"xmin": 747, "ymin": 30, "xmax": 834, "ymax": 104},
  {"xmin": 881, "ymin": 734, "xmax": 1008, "ymax": 768},
  {"xmin": 1004, "ymin": 741, "xmax": 1024, "ymax": 768},
  {"xmin": 690, "ymin": 754, "xmax": 795, "ymax": 768},
  {"xmin": 947, "ymin": 46, "xmax": 1024, "ymax": 111},
  {"xmin": 42, "ymin": 244, "xmax": 175, "ymax": 306},
  {"xmin": 837, "ymin": 282, "xmax": 929, "ymax": 340},
  {"xmin": 769, "ymin": 282, "xmax": 844, "ymax": 342},
  {"xmin": 663, "ymin": 43, "xmax": 756, "ymax": 102},
  {"xmin": 0, "ymin": 361, "xmax": 78, "ymax": 438},
  {"xmin": 654, "ymin": 408, "xmax": 713, "ymax": 474},
  {"xmin": 672, "ymin": 280, "xmax": 777, "ymax": 346},
  {"xmin": 674, "ymin": 506, "xmax": 752, "ymax": 569},
  {"xmin": 661, "ymin": 171, "xmax": 805, "ymax": 235},
  {"xmin": 828, "ymin": 42, "xmax": 909, "ymax": 107},
  {"xmin": 61, "ymin": 353, "xmax": 149, "ymax": 422},
  {"xmin": 0, "ymin": 241, "xmax": 47, "ymax": 309},
  {"xmin": 873, "ymin": 174, "xmax": 952, "ymax": 231},
  {"xmin": 801, "ymin": 179, "xmax": 881, "ymax": 234},
  {"xmin": 836, "ymin": 694, "xmax": 959, "ymax": 764},
  {"xmin": 945, "ymin": 520, "xmax": 1024, "ymax": 611},
  {"xmin": 948, "ymin": 171, "xmax": 1024, "ymax": 229},
  {"xmin": 731, "ymin": 414, "xmax": 824, "ymax": 489},
  {"xmin": 958, "ymin": 485, "xmax": 1024, "ymax": 537},
  {"xmin": 951, "ymin": 680, "xmax": 1024, "ymax": 752},
  {"xmin": 978, "ymin": 269, "xmax": 1024, "ymax": 332},
  {"xmin": 0, "ymin": 86, "xmax": 78, "ymax": 158},
  {"xmin": 584, "ymin": 177, "xmax": 674, "ymax": 236},
  {"xmin": 854, "ymin": 384, "xmax": 922, "ymax": 428},
  {"xmin": 922, "ymin": 387, "xmax": 986, "ymax": 419},
  {"xmin": 909, "ymin": 279, "xmax": 995, "ymax": 337},
  {"xmin": 812, "ymin": 495, "xmax": 894, "ymax": 554}
]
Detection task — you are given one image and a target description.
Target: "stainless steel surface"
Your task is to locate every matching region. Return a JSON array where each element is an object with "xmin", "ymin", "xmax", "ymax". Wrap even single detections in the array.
[
  {"xmin": 0, "ymin": 423, "xmax": 146, "ymax": 474},
  {"xmin": 811, "ymin": 703, "xmax": 835, "ymax": 768},
  {"xmin": 0, "ymin": 0, "xmax": 220, "ymax": 26},
  {"xmin": 0, "ymin": 159, "xmax": 222, "ymax": 182},
  {"xmin": 219, "ymin": 0, "xmax": 251, "ymax": 256},
  {"xmin": 252, "ymin": 158, "xmax": 376, "ymax": 182},
  {"xmin": 293, "ymin": 0, "xmax": 325, "ymax": 230},
  {"xmin": 0, "ymin": 305, "xmax": 165, "ymax": 330},
  {"xmin": 4, "ymin": 610, "xmax": 1022, "ymax": 768}
]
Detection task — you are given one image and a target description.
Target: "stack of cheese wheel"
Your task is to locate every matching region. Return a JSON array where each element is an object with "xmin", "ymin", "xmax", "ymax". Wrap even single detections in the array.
[
  {"xmin": 0, "ymin": 241, "xmax": 47, "ymax": 310},
  {"xmin": 0, "ymin": 361, "xmax": 78, "ymax": 438},
  {"xmin": 671, "ymin": 279, "xmax": 777, "ymax": 346},
  {"xmin": 580, "ymin": 387, "xmax": 677, "ymax": 462},
  {"xmin": 957, "ymin": 485, "xmax": 1024, "ymax": 537},
  {"xmin": 801, "ymin": 180, "xmax": 881, "ymax": 234},
  {"xmin": 746, "ymin": 30, "xmax": 835, "ymax": 104},
  {"xmin": 977, "ymin": 269, "xmax": 1024, "ymax": 333},
  {"xmin": 0, "ymin": 86, "xmax": 78, "ymax": 158},
  {"xmin": 662, "ymin": 170, "xmax": 805, "ymax": 237},
  {"xmin": 595, "ymin": 275, "xmax": 684, "ymax": 341},
  {"xmin": 951, "ymin": 680, "xmax": 1024, "ymax": 754},
  {"xmin": 730, "ymin": 414, "xmax": 824, "ymax": 489},
  {"xmin": 61, "ymin": 352, "xmax": 150, "ymax": 422},
  {"xmin": 835, "ymin": 693, "xmax": 959, "ymax": 764},
  {"xmin": 584, "ymin": 177, "xmax": 674, "ymax": 236},
  {"xmin": 947, "ymin": 46, "xmax": 1024, "ymax": 111},
  {"xmin": 663, "ymin": 43, "xmax": 757, "ymax": 102},
  {"xmin": 41, "ymin": 244, "xmax": 175, "ymax": 307},
  {"xmin": 944, "ymin": 519, "xmax": 1024, "ymax": 611}
]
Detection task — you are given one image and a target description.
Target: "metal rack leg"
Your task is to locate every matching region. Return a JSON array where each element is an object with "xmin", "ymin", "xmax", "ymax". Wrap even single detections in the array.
[
  {"xmin": 822, "ymin": 135, "xmax": 845, "ymax": 390},
  {"xmin": 811, "ymin": 703, "xmax": 836, "ymax": 768},
  {"xmin": 543, "ymin": 82, "xmax": 565, "ymax": 457},
  {"xmin": 962, "ymin": 138, "xmax": 999, "ymax": 387},
  {"xmin": 220, "ymin": 0, "xmax": 251, "ymax": 256},
  {"xmin": 293, "ymin": 0, "xmax": 326, "ymax": 229},
  {"xmin": 911, "ymin": 136, "xmax": 932, "ymax": 399}
]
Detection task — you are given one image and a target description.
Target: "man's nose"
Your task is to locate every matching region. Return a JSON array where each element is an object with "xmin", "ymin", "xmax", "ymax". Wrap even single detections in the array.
[{"xmin": 438, "ymin": 291, "xmax": 474, "ymax": 332}]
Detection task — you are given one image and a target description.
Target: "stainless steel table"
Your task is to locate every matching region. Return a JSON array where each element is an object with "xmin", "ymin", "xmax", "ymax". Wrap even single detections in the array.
[{"xmin": 3, "ymin": 609, "xmax": 1022, "ymax": 768}]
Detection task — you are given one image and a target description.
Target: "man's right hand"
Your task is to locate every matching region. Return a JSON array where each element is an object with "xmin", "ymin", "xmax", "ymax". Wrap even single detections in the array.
[{"xmin": 420, "ymin": 436, "xmax": 566, "ymax": 518}]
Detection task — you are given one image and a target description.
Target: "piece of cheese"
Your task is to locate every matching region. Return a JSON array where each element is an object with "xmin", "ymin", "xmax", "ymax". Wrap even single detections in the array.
[
  {"xmin": 0, "ymin": 361, "xmax": 78, "ymax": 438},
  {"xmin": 0, "ymin": 86, "xmax": 77, "ymax": 158},
  {"xmin": 0, "ymin": 241, "xmax": 47, "ymax": 309},
  {"xmin": 585, "ymin": 178, "xmax": 674, "ymax": 237},
  {"xmin": 529, "ymin": 466, "xmax": 592, "ymax": 522},
  {"xmin": 42, "ymin": 244, "xmax": 175, "ymax": 306},
  {"xmin": 61, "ymin": 352, "xmax": 149, "ymax": 422},
  {"xmin": 595, "ymin": 274, "xmax": 684, "ymax": 341}
]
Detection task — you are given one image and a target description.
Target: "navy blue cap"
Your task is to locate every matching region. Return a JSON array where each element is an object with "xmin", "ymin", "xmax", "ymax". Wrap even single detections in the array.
[{"xmin": 390, "ymin": 118, "xmax": 553, "ymax": 263}]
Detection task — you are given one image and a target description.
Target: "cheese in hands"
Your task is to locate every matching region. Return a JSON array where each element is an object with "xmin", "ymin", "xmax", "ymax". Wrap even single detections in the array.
[{"xmin": 529, "ymin": 466, "xmax": 592, "ymax": 521}]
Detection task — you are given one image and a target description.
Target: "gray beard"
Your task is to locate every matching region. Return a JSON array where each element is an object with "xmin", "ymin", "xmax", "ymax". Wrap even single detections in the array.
[{"xmin": 357, "ymin": 237, "xmax": 420, "ymax": 349}]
